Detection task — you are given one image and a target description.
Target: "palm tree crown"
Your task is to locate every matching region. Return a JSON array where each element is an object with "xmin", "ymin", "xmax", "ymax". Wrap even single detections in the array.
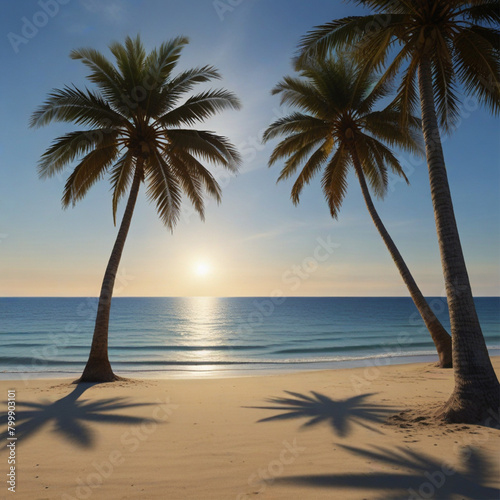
[
  {"xmin": 31, "ymin": 35, "xmax": 241, "ymax": 228},
  {"xmin": 299, "ymin": 0, "xmax": 500, "ymax": 131},
  {"xmin": 263, "ymin": 57, "xmax": 420, "ymax": 214}
]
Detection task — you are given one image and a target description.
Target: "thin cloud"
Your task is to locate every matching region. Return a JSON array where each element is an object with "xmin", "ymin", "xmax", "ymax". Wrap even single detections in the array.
[
  {"xmin": 80, "ymin": 0, "xmax": 129, "ymax": 23},
  {"xmin": 241, "ymin": 222, "xmax": 310, "ymax": 242}
]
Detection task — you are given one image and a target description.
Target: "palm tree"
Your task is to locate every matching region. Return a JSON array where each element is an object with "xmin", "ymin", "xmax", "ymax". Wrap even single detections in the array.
[
  {"xmin": 31, "ymin": 35, "xmax": 241, "ymax": 382},
  {"xmin": 263, "ymin": 57, "xmax": 453, "ymax": 367},
  {"xmin": 297, "ymin": 0, "xmax": 500, "ymax": 423}
]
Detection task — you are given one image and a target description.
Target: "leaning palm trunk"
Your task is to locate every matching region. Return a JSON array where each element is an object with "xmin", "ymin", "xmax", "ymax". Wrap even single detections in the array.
[
  {"xmin": 351, "ymin": 148, "xmax": 452, "ymax": 367},
  {"xmin": 33, "ymin": 36, "xmax": 242, "ymax": 385},
  {"xmin": 418, "ymin": 58, "xmax": 500, "ymax": 422},
  {"xmin": 78, "ymin": 163, "xmax": 143, "ymax": 383},
  {"xmin": 264, "ymin": 57, "xmax": 454, "ymax": 369}
]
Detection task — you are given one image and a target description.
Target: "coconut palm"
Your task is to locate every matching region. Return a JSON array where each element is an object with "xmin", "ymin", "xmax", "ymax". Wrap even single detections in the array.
[
  {"xmin": 263, "ymin": 57, "xmax": 453, "ymax": 366},
  {"xmin": 297, "ymin": 0, "xmax": 500, "ymax": 423},
  {"xmin": 31, "ymin": 35, "xmax": 241, "ymax": 382}
]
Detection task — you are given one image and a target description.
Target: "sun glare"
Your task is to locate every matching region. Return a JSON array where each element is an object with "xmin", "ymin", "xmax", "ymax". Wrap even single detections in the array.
[{"xmin": 194, "ymin": 262, "xmax": 211, "ymax": 277}]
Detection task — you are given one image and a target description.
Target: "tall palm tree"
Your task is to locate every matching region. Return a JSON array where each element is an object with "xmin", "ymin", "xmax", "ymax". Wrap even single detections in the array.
[
  {"xmin": 298, "ymin": 0, "xmax": 500, "ymax": 423},
  {"xmin": 31, "ymin": 35, "xmax": 241, "ymax": 382},
  {"xmin": 263, "ymin": 57, "xmax": 453, "ymax": 367}
]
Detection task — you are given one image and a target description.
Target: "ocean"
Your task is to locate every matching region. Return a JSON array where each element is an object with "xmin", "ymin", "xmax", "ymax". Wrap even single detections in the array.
[{"xmin": 0, "ymin": 297, "xmax": 499, "ymax": 379}]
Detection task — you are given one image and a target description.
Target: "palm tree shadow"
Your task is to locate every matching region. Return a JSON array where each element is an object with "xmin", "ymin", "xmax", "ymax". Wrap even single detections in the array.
[
  {"xmin": 0, "ymin": 383, "xmax": 157, "ymax": 448},
  {"xmin": 247, "ymin": 391, "xmax": 396, "ymax": 437},
  {"xmin": 273, "ymin": 445, "xmax": 500, "ymax": 500}
]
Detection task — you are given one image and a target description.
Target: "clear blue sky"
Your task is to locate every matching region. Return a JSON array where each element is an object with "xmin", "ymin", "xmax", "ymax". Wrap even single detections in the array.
[{"xmin": 0, "ymin": 0, "xmax": 499, "ymax": 297}]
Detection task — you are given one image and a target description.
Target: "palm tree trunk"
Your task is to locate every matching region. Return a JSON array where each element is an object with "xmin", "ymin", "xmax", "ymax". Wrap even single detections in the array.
[
  {"xmin": 350, "ymin": 148, "xmax": 453, "ymax": 368},
  {"xmin": 418, "ymin": 57, "xmax": 499, "ymax": 423},
  {"xmin": 77, "ymin": 162, "xmax": 143, "ymax": 383}
]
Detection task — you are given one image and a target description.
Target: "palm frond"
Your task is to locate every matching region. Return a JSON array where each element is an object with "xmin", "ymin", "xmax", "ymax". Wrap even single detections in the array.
[
  {"xmin": 263, "ymin": 113, "xmax": 328, "ymax": 142},
  {"xmin": 275, "ymin": 140, "xmax": 324, "ymax": 182},
  {"xmin": 30, "ymin": 86, "xmax": 126, "ymax": 129},
  {"xmin": 297, "ymin": 16, "xmax": 389, "ymax": 64},
  {"xmin": 271, "ymin": 76, "xmax": 330, "ymax": 116},
  {"xmin": 461, "ymin": 1, "xmax": 500, "ymax": 25},
  {"xmin": 268, "ymin": 129, "xmax": 328, "ymax": 166},
  {"xmin": 454, "ymin": 26, "xmax": 500, "ymax": 114},
  {"xmin": 363, "ymin": 109, "xmax": 423, "ymax": 156},
  {"xmin": 166, "ymin": 152, "xmax": 206, "ymax": 219},
  {"xmin": 356, "ymin": 71, "xmax": 394, "ymax": 115},
  {"xmin": 109, "ymin": 35, "xmax": 146, "ymax": 90},
  {"xmin": 306, "ymin": 58, "xmax": 357, "ymax": 112},
  {"xmin": 291, "ymin": 137, "xmax": 334, "ymax": 204},
  {"xmin": 392, "ymin": 56, "xmax": 420, "ymax": 129},
  {"xmin": 167, "ymin": 66, "xmax": 221, "ymax": 99},
  {"xmin": 109, "ymin": 152, "xmax": 135, "ymax": 225},
  {"xmin": 169, "ymin": 148, "xmax": 223, "ymax": 203},
  {"xmin": 37, "ymin": 128, "xmax": 117, "ymax": 178},
  {"xmin": 354, "ymin": 137, "xmax": 388, "ymax": 198},
  {"xmin": 359, "ymin": 40, "xmax": 414, "ymax": 108},
  {"xmin": 321, "ymin": 145, "xmax": 351, "ymax": 219},
  {"xmin": 70, "ymin": 47, "xmax": 124, "ymax": 107},
  {"xmin": 144, "ymin": 36, "xmax": 189, "ymax": 86},
  {"xmin": 165, "ymin": 129, "xmax": 241, "ymax": 170},
  {"xmin": 62, "ymin": 139, "xmax": 118, "ymax": 207},
  {"xmin": 158, "ymin": 89, "xmax": 241, "ymax": 127},
  {"xmin": 145, "ymin": 150, "xmax": 182, "ymax": 230},
  {"xmin": 431, "ymin": 35, "xmax": 461, "ymax": 132},
  {"xmin": 353, "ymin": 28, "xmax": 395, "ymax": 76},
  {"xmin": 142, "ymin": 36, "xmax": 190, "ymax": 117},
  {"xmin": 356, "ymin": 133, "xmax": 408, "ymax": 198},
  {"xmin": 351, "ymin": 0, "xmax": 410, "ymax": 12}
]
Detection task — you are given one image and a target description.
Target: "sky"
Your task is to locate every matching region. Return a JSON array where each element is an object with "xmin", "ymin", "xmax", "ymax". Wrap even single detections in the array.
[{"xmin": 0, "ymin": 0, "xmax": 499, "ymax": 298}]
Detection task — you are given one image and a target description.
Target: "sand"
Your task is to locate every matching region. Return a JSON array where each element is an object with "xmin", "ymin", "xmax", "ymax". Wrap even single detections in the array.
[{"xmin": 1, "ymin": 358, "xmax": 499, "ymax": 500}]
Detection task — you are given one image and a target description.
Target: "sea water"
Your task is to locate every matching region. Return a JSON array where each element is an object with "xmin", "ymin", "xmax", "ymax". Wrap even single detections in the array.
[{"xmin": 0, "ymin": 297, "xmax": 498, "ymax": 378}]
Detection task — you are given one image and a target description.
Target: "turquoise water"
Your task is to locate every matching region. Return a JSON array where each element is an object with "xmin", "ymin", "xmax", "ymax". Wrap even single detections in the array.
[{"xmin": 0, "ymin": 297, "xmax": 499, "ymax": 378}]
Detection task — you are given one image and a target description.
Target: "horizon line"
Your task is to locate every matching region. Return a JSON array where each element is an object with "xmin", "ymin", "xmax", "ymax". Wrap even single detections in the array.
[{"xmin": 2, "ymin": 295, "xmax": 499, "ymax": 299}]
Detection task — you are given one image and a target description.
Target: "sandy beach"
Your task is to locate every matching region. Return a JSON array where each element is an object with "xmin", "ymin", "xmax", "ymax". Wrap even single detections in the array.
[{"xmin": 1, "ymin": 358, "xmax": 499, "ymax": 500}]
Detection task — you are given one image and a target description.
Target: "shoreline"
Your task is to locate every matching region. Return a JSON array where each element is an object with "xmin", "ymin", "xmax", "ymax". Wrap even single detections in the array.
[{"xmin": 2, "ymin": 350, "xmax": 499, "ymax": 381}]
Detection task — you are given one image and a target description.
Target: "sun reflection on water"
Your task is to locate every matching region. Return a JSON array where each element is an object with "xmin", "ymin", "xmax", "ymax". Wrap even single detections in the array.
[{"xmin": 176, "ymin": 297, "xmax": 228, "ymax": 365}]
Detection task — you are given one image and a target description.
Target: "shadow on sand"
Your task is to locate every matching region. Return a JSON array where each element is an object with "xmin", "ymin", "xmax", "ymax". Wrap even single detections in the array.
[
  {"xmin": 272, "ymin": 445, "xmax": 500, "ymax": 500},
  {"xmin": 0, "ymin": 383, "xmax": 156, "ymax": 448},
  {"xmin": 247, "ymin": 391, "xmax": 396, "ymax": 437}
]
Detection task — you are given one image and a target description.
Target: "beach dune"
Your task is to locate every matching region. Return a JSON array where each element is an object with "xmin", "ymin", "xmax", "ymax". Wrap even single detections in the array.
[{"xmin": 2, "ymin": 358, "xmax": 499, "ymax": 499}]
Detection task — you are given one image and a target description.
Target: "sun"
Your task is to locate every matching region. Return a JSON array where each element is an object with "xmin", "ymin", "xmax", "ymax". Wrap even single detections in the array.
[{"xmin": 194, "ymin": 262, "xmax": 211, "ymax": 277}]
